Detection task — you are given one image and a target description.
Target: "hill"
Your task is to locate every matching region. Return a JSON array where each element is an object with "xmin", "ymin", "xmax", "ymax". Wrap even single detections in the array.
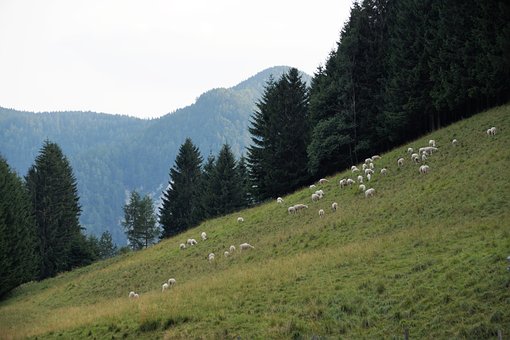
[
  {"xmin": 0, "ymin": 104, "xmax": 508, "ymax": 339},
  {"xmin": 0, "ymin": 66, "xmax": 311, "ymax": 245}
]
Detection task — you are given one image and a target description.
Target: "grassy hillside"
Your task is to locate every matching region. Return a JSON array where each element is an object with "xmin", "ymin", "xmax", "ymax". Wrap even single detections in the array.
[{"xmin": 1, "ymin": 104, "xmax": 509, "ymax": 339}]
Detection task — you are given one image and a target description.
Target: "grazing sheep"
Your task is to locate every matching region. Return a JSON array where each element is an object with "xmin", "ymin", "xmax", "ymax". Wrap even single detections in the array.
[
  {"xmin": 369, "ymin": 162, "xmax": 375, "ymax": 170},
  {"xmin": 411, "ymin": 153, "xmax": 420, "ymax": 163},
  {"xmin": 418, "ymin": 146, "xmax": 438, "ymax": 155},
  {"xmin": 365, "ymin": 158, "xmax": 372, "ymax": 164},
  {"xmin": 452, "ymin": 139, "xmax": 458, "ymax": 145},
  {"xmin": 208, "ymin": 253, "xmax": 215, "ymax": 262},
  {"xmin": 309, "ymin": 184, "xmax": 316, "ymax": 189},
  {"xmin": 319, "ymin": 209, "xmax": 325, "ymax": 217},
  {"xmin": 312, "ymin": 193, "xmax": 321, "ymax": 202},
  {"xmin": 419, "ymin": 165, "xmax": 430, "ymax": 174},
  {"xmin": 179, "ymin": 243, "xmax": 186, "ymax": 250},
  {"xmin": 201, "ymin": 232, "xmax": 207, "ymax": 241},
  {"xmin": 288, "ymin": 206, "xmax": 296, "ymax": 214},
  {"xmin": 487, "ymin": 126, "xmax": 497, "ymax": 136},
  {"xmin": 346, "ymin": 178, "xmax": 355, "ymax": 186},
  {"xmin": 367, "ymin": 173, "xmax": 372, "ymax": 181},
  {"xmin": 351, "ymin": 165, "xmax": 360, "ymax": 172},
  {"xmin": 362, "ymin": 163, "xmax": 367, "ymax": 171},
  {"xmin": 380, "ymin": 168, "xmax": 387, "ymax": 176},
  {"xmin": 129, "ymin": 291, "xmax": 136, "ymax": 299},
  {"xmin": 359, "ymin": 184, "xmax": 366, "ymax": 192},
  {"xmin": 357, "ymin": 175, "xmax": 364, "ymax": 183},
  {"xmin": 229, "ymin": 245, "xmax": 236, "ymax": 253},
  {"xmin": 224, "ymin": 251, "xmax": 230, "ymax": 257},
  {"xmin": 187, "ymin": 238, "xmax": 197, "ymax": 246},
  {"xmin": 339, "ymin": 179, "xmax": 347, "ymax": 188},
  {"xmin": 332, "ymin": 202, "xmax": 338, "ymax": 211},
  {"xmin": 429, "ymin": 139, "xmax": 436, "ymax": 147},
  {"xmin": 407, "ymin": 147, "xmax": 414, "ymax": 154},
  {"xmin": 364, "ymin": 168, "xmax": 374, "ymax": 175},
  {"xmin": 293, "ymin": 204, "xmax": 309, "ymax": 212},
  {"xmin": 162, "ymin": 283, "xmax": 169, "ymax": 292},
  {"xmin": 240, "ymin": 243, "xmax": 255, "ymax": 250},
  {"xmin": 421, "ymin": 152, "xmax": 427, "ymax": 162},
  {"xmin": 133, "ymin": 293, "xmax": 139, "ymax": 299},
  {"xmin": 397, "ymin": 157, "xmax": 405, "ymax": 167},
  {"xmin": 237, "ymin": 217, "xmax": 244, "ymax": 223},
  {"xmin": 277, "ymin": 197, "xmax": 284, "ymax": 204},
  {"xmin": 319, "ymin": 178, "xmax": 329, "ymax": 184},
  {"xmin": 168, "ymin": 278, "xmax": 176, "ymax": 286},
  {"xmin": 315, "ymin": 189, "xmax": 324, "ymax": 197},
  {"xmin": 364, "ymin": 188, "xmax": 376, "ymax": 198},
  {"xmin": 372, "ymin": 155, "xmax": 381, "ymax": 161}
]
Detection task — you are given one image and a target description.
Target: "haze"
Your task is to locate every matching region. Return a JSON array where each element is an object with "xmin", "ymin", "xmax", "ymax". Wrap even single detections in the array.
[{"xmin": 0, "ymin": 0, "xmax": 351, "ymax": 119}]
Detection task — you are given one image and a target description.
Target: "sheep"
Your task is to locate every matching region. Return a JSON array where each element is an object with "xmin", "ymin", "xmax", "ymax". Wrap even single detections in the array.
[
  {"xmin": 179, "ymin": 243, "xmax": 186, "ymax": 250},
  {"xmin": 365, "ymin": 158, "xmax": 372, "ymax": 164},
  {"xmin": 421, "ymin": 152, "xmax": 427, "ymax": 162},
  {"xmin": 319, "ymin": 178, "xmax": 329, "ymax": 184},
  {"xmin": 346, "ymin": 178, "xmax": 355, "ymax": 186},
  {"xmin": 315, "ymin": 189, "xmax": 324, "ymax": 197},
  {"xmin": 309, "ymin": 184, "xmax": 316, "ymax": 189},
  {"xmin": 129, "ymin": 291, "xmax": 136, "ymax": 299},
  {"xmin": 311, "ymin": 193, "xmax": 321, "ymax": 202},
  {"xmin": 319, "ymin": 209, "xmax": 325, "ymax": 217},
  {"xmin": 133, "ymin": 293, "xmax": 139, "ymax": 299},
  {"xmin": 367, "ymin": 173, "xmax": 372, "ymax": 181},
  {"xmin": 452, "ymin": 139, "xmax": 458, "ymax": 146},
  {"xmin": 359, "ymin": 184, "xmax": 366, "ymax": 192},
  {"xmin": 237, "ymin": 217, "xmax": 244, "ymax": 223},
  {"xmin": 357, "ymin": 175, "xmax": 364, "ymax": 183},
  {"xmin": 364, "ymin": 168, "xmax": 374, "ymax": 175},
  {"xmin": 380, "ymin": 168, "xmax": 387, "ymax": 176},
  {"xmin": 487, "ymin": 126, "xmax": 497, "ymax": 136},
  {"xmin": 208, "ymin": 253, "xmax": 215, "ymax": 262},
  {"xmin": 168, "ymin": 278, "xmax": 176, "ymax": 286},
  {"xmin": 229, "ymin": 245, "xmax": 236, "ymax": 253},
  {"xmin": 240, "ymin": 243, "xmax": 255, "ymax": 250},
  {"xmin": 201, "ymin": 232, "xmax": 207, "ymax": 241},
  {"xmin": 411, "ymin": 153, "xmax": 420, "ymax": 163},
  {"xmin": 429, "ymin": 139, "xmax": 436, "ymax": 147},
  {"xmin": 293, "ymin": 204, "xmax": 309, "ymax": 212},
  {"xmin": 288, "ymin": 206, "xmax": 296, "ymax": 214},
  {"xmin": 351, "ymin": 165, "xmax": 360, "ymax": 172},
  {"xmin": 369, "ymin": 162, "xmax": 375, "ymax": 170},
  {"xmin": 224, "ymin": 251, "xmax": 230, "ymax": 257},
  {"xmin": 418, "ymin": 146, "xmax": 438, "ymax": 155},
  {"xmin": 162, "ymin": 283, "xmax": 169, "ymax": 292},
  {"xmin": 362, "ymin": 163, "xmax": 367, "ymax": 171},
  {"xmin": 332, "ymin": 202, "xmax": 338, "ymax": 211},
  {"xmin": 372, "ymin": 155, "xmax": 381, "ymax": 161},
  {"xmin": 187, "ymin": 238, "xmax": 197, "ymax": 246},
  {"xmin": 277, "ymin": 197, "xmax": 284, "ymax": 204},
  {"xmin": 419, "ymin": 165, "xmax": 430, "ymax": 174},
  {"xmin": 364, "ymin": 188, "xmax": 376, "ymax": 198},
  {"xmin": 339, "ymin": 179, "xmax": 347, "ymax": 188},
  {"xmin": 407, "ymin": 147, "xmax": 414, "ymax": 154},
  {"xmin": 397, "ymin": 157, "xmax": 405, "ymax": 167}
]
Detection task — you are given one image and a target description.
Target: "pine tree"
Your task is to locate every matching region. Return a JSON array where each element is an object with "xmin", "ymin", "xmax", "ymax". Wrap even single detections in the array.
[
  {"xmin": 0, "ymin": 157, "xmax": 38, "ymax": 297},
  {"xmin": 26, "ymin": 141, "xmax": 90, "ymax": 279},
  {"xmin": 159, "ymin": 138, "xmax": 203, "ymax": 238},
  {"xmin": 98, "ymin": 231, "xmax": 117, "ymax": 259},
  {"xmin": 199, "ymin": 154, "xmax": 216, "ymax": 220},
  {"xmin": 236, "ymin": 155, "xmax": 252, "ymax": 207},
  {"xmin": 122, "ymin": 191, "xmax": 159, "ymax": 250}
]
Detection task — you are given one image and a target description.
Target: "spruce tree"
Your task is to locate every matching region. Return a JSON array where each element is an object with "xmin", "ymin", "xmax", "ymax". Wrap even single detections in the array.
[
  {"xmin": 199, "ymin": 154, "xmax": 216, "ymax": 220},
  {"xmin": 26, "ymin": 141, "xmax": 90, "ymax": 279},
  {"xmin": 236, "ymin": 155, "xmax": 252, "ymax": 207},
  {"xmin": 159, "ymin": 138, "xmax": 203, "ymax": 238},
  {"xmin": 122, "ymin": 191, "xmax": 159, "ymax": 250},
  {"xmin": 0, "ymin": 157, "xmax": 38, "ymax": 297},
  {"xmin": 98, "ymin": 231, "xmax": 117, "ymax": 259}
]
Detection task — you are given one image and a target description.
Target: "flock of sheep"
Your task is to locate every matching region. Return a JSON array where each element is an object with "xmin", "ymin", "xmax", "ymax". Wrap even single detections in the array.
[{"xmin": 129, "ymin": 126, "xmax": 497, "ymax": 299}]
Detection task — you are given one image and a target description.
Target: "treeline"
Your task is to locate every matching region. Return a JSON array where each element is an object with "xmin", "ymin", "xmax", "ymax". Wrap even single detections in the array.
[{"xmin": 0, "ymin": 141, "xmax": 116, "ymax": 297}]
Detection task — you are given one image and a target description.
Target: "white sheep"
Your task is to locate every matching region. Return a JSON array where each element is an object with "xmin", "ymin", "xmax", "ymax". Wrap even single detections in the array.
[
  {"xmin": 364, "ymin": 168, "xmax": 374, "ymax": 175},
  {"xmin": 318, "ymin": 209, "xmax": 325, "ymax": 217},
  {"xmin": 418, "ymin": 146, "xmax": 438, "ymax": 155},
  {"xmin": 346, "ymin": 178, "xmax": 355, "ymax": 186},
  {"xmin": 319, "ymin": 178, "xmax": 329, "ymax": 184},
  {"xmin": 331, "ymin": 202, "xmax": 338, "ymax": 211},
  {"xmin": 208, "ymin": 253, "xmax": 215, "ymax": 262},
  {"xmin": 357, "ymin": 175, "xmax": 363, "ymax": 183},
  {"xmin": 421, "ymin": 152, "xmax": 427, "ymax": 162},
  {"xmin": 362, "ymin": 163, "xmax": 367, "ymax": 171},
  {"xmin": 288, "ymin": 206, "xmax": 296, "ymax": 214},
  {"xmin": 359, "ymin": 184, "xmax": 366, "ymax": 192},
  {"xmin": 419, "ymin": 165, "xmax": 430, "ymax": 174},
  {"xmin": 351, "ymin": 165, "xmax": 360, "ymax": 172},
  {"xmin": 369, "ymin": 162, "xmax": 375, "ymax": 170},
  {"xmin": 293, "ymin": 204, "xmax": 309, "ymax": 212},
  {"xmin": 309, "ymin": 184, "xmax": 316, "ymax": 189},
  {"xmin": 429, "ymin": 139, "xmax": 436, "ymax": 147},
  {"xmin": 168, "ymin": 278, "xmax": 176, "ymax": 286},
  {"xmin": 407, "ymin": 147, "xmax": 414, "ymax": 154},
  {"xmin": 179, "ymin": 243, "xmax": 186, "ymax": 250},
  {"xmin": 133, "ymin": 293, "xmax": 139, "ymax": 299},
  {"xmin": 229, "ymin": 245, "xmax": 236, "ymax": 253},
  {"xmin": 162, "ymin": 283, "xmax": 169, "ymax": 292},
  {"xmin": 364, "ymin": 188, "xmax": 376, "ymax": 198},
  {"xmin": 380, "ymin": 168, "xmax": 387, "ymax": 176},
  {"xmin": 339, "ymin": 179, "xmax": 347, "ymax": 188},
  {"xmin": 452, "ymin": 139, "xmax": 458, "ymax": 146},
  {"xmin": 311, "ymin": 193, "xmax": 321, "ymax": 202},
  {"xmin": 411, "ymin": 153, "xmax": 420, "ymax": 163},
  {"xmin": 277, "ymin": 197, "xmax": 284, "ymax": 204},
  {"xmin": 367, "ymin": 173, "xmax": 372, "ymax": 181},
  {"xmin": 365, "ymin": 158, "xmax": 372, "ymax": 164},
  {"xmin": 201, "ymin": 232, "xmax": 207, "ymax": 241},
  {"xmin": 315, "ymin": 189, "xmax": 324, "ymax": 197},
  {"xmin": 397, "ymin": 157, "xmax": 405, "ymax": 167},
  {"xmin": 129, "ymin": 291, "xmax": 136, "ymax": 299},
  {"xmin": 187, "ymin": 238, "xmax": 197, "ymax": 246},
  {"xmin": 240, "ymin": 243, "xmax": 255, "ymax": 250},
  {"xmin": 237, "ymin": 217, "xmax": 244, "ymax": 223},
  {"xmin": 487, "ymin": 126, "xmax": 497, "ymax": 136},
  {"xmin": 372, "ymin": 155, "xmax": 381, "ymax": 161},
  {"xmin": 224, "ymin": 251, "xmax": 230, "ymax": 257}
]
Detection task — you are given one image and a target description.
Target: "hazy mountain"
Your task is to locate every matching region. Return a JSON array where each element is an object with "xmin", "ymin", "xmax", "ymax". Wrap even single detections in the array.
[{"xmin": 0, "ymin": 66, "xmax": 311, "ymax": 245}]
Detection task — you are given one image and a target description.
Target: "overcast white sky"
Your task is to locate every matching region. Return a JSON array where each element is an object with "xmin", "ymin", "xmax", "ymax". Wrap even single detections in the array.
[{"xmin": 0, "ymin": 1, "xmax": 352, "ymax": 119}]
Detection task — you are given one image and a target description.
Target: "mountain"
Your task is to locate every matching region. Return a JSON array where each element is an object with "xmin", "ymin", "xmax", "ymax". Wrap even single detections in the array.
[
  {"xmin": 1, "ymin": 104, "xmax": 508, "ymax": 338},
  {"xmin": 0, "ymin": 66, "xmax": 311, "ymax": 245}
]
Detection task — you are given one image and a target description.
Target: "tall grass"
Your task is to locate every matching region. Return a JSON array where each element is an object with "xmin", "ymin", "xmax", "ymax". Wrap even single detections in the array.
[{"xmin": 1, "ymin": 104, "xmax": 509, "ymax": 339}]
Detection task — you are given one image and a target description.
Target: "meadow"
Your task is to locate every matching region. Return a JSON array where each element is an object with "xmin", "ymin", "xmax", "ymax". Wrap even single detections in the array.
[{"xmin": 0, "ymin": 104, "xmax": 509, "ymax": 339}]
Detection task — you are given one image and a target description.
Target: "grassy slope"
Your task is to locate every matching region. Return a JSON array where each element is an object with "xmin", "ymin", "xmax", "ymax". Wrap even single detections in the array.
[{"xmin": 1, "ymin": 105, "xmax": 509, "ymax": 339}]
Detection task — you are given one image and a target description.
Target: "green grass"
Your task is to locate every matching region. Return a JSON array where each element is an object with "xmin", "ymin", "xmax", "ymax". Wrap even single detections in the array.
[{"xmin": 1, "ymin": 104, "xmax": 509, "ymax": 339}]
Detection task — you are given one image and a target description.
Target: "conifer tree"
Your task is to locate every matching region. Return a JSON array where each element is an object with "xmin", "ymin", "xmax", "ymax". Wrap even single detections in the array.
[
  {"xmin": 0, "ymin": 157, "xmax": 38, "ymax": 297},
  {"xmin": 159, "ymin": 138, "xmax": 203, "ymax": 238},
  {"xmin": 122, "ymin": 191, "xmax": 159, "ymax": 250},
  {"xmin": 199, "ymin": 154, "xmax": 216, "ymax": 219},
  {"xmin": 26, "ymin": 141, "xmax": 90, "ymax": 279},
  {"xmin": 236, "ymin": 155, "xmax": 252, "ymax": 207}
]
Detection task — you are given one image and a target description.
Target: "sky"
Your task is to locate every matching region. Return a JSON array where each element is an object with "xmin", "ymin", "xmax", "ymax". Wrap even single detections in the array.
[{"xmin": 0, "ymin": 1, "xmax": 352, "ymax": 119}]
